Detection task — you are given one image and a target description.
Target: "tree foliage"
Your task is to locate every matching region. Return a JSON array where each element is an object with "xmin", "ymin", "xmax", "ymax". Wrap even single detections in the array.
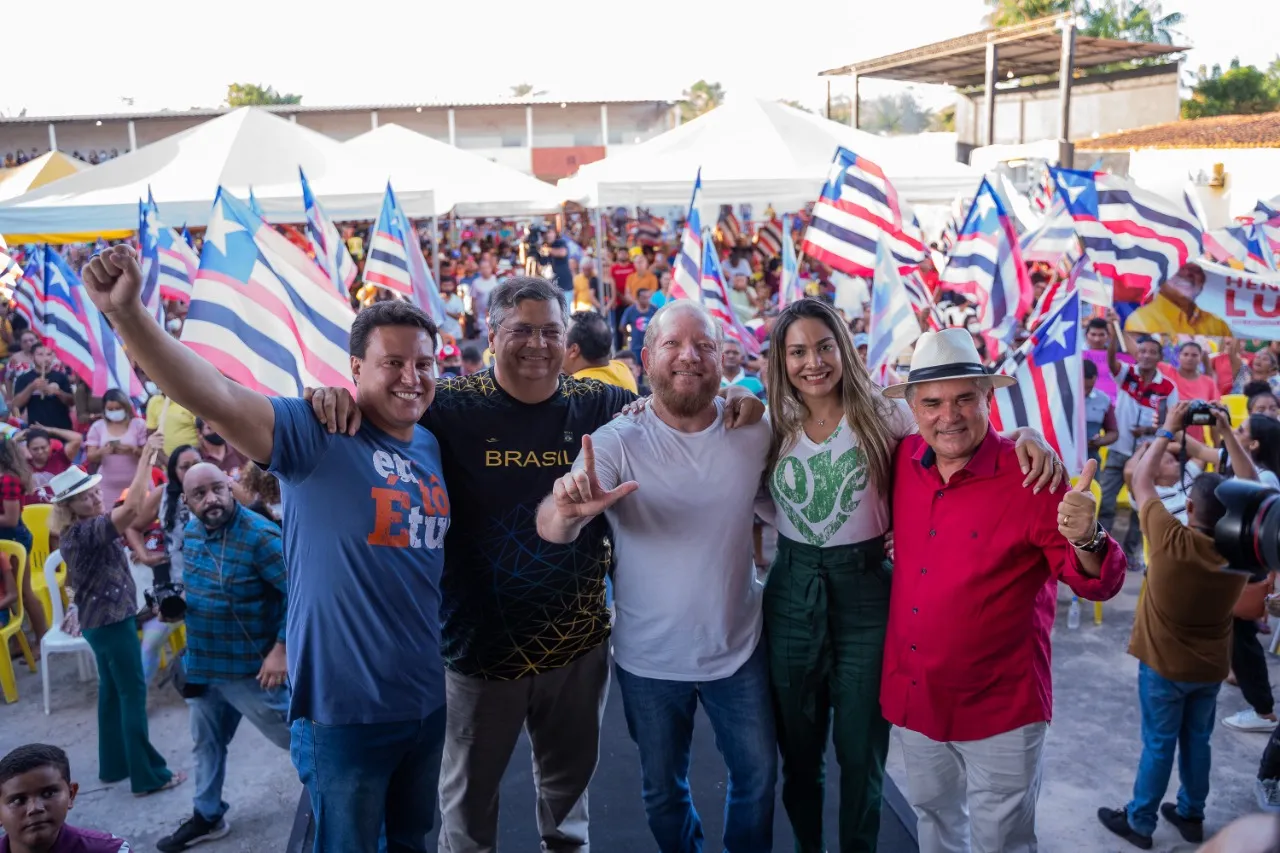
[
  {"xmin": 1181, "ymin": 58, "xmax": 1280, "ymax": 118},
  {"xmin": 1079, "ymin": 0, "xmax": 1185, "ymax": 45},
  {"xmin": 984, "ymin": 0, "xmax": 1070, "ymax": 28},
  {"xmin": 225, "ymin": 83, "xmax": 302, "ymax": 107},
  {"xmin": 824, "ymin": 93, "xmax": 939, "ymax": 135},
  {"xmin": 679, "ymin": 80, "xmax": 725, "ymax": 122},
  {"xmin": 778, "ymin": 99, "xmax": 812, "ymax": 113}
]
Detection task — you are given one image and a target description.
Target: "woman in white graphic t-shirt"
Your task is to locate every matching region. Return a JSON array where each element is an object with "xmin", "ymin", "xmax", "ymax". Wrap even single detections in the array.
[{"xmin": 758, "ymin": 298, "xmax": 1060, "ymax": 852}]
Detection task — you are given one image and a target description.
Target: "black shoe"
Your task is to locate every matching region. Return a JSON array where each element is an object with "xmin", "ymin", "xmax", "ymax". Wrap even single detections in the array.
[
  {"xmin": 1160, "ymin": 802, "xmax": 1205, "ymax": 843},
  {"xmin": 1097, "ymin": 806, "xmax": 1153, "ymax": 849},
  {"xmin": 156, "ymin": 812, "xmax": 231, "ymax": 852}
]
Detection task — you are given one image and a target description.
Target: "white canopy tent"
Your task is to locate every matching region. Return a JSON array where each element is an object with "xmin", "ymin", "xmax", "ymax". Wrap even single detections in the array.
[
  {"xmin": 559, "ymin": 98, "xmax": 978, "ymax": 212},
  {"xmin": 338, "ymin": 124, "xmax": 563, "ymax": 217},
  {"xmin": 0, "ymin": 108, "xmax": 434, "ymax": 238},
  {"xmin": 0, "ymin": 152, "xmax": 90, "ymax": 204}
]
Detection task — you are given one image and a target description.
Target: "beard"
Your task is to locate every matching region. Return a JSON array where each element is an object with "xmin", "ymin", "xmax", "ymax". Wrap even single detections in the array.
[{"xmin": 650, "ymin": 368, "xmax": 719, "ymax": 418}]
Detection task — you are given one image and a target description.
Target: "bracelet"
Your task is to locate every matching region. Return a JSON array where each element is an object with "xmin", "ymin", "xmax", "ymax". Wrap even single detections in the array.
[{"xmin": 1156, "ymin": 429, "xmax": 1176, "ymax": 442}]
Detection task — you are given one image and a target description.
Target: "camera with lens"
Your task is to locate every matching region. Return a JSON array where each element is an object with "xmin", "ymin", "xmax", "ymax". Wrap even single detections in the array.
[
  {"xmin": 1185, "ymin": 399, "xmax": 1221, "ymax": 427},
  {"xmin": 1215, "ymin": 479, "xmax": 1280, "ymax": 582},
  {"xmin": 524, "ymin": 224, "xmax": 545, "ymax": 252},
  {"xmin": 145, "ymin": 582, "xmax": 187, "ymax": 620}
]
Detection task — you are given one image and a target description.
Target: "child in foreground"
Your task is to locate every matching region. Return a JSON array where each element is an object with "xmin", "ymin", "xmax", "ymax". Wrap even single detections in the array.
[{"xmin": 0, "ymin": 744, "xmax": 131, "ymax": 853}]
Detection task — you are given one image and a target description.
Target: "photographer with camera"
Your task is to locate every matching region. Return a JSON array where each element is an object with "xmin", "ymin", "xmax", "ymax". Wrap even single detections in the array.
[
  {"xmin": 51, "ymin": 434, "xmax": 186, "ymax": 798},
  {"xmin": 1099, "ymin": 401, "xmax": 1248, "ymax": 849},
  {"xmin": 156, "ymin": 462, "xmax": 289, "ymax": 852}
]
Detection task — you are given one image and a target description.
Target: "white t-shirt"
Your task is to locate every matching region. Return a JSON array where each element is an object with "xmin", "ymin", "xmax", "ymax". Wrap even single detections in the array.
[
  {"xmin": 770, "ymin": 403, "xmax": 916, "ymax": 548},
  {"xmin": 1157, "ymin": 459, "xmax": 1201, "ymax": 525},
  {"xmin": 583, "ymin": 398, "xmax": 771, "ymax": 681},
  {"xmin": 467, "ymin": 275, "xmax": 500, "ymax": 334}
]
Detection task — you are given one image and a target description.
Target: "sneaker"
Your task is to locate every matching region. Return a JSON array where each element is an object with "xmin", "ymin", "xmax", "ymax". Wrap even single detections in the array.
[
  {"xmin": 156, "ymin": 813, "xmax": 230, "ymax": 852},
  {"xmin": 1257, "ymin": 778, "xmax": 1280, "ymax": 813},
  {"xmin": 1160, "ymin": 802, "xmax": 1204, "ymax": 843},
  {"xmin": 1223, "ymin": 709, "xmax": 1279, "ymax": 732},
  {"xmin": 1097, "ymin": 806, "xmax": 1153, "ymax": 849}
]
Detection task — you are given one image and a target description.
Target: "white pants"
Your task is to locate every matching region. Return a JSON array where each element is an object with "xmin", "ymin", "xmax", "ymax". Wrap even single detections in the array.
[{"xmin": 899, "ymin": 722, "xmax": 1047, "ymax": 853}]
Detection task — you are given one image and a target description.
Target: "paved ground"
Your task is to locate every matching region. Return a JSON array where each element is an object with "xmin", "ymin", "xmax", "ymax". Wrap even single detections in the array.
[{"xmin": 4, "ymin": 543, "xmax": 1277, "ymax": 851}]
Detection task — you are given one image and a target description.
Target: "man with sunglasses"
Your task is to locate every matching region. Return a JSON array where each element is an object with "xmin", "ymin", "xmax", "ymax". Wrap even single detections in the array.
[{"xmin": 309, "ymin": 275, "xmax": 764, "ymax": 852}]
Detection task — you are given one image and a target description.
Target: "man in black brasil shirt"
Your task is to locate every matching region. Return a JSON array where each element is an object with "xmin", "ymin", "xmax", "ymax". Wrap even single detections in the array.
[{"xmin": 310, "ymin": 276, "xmax": 763, "ymax": 850}]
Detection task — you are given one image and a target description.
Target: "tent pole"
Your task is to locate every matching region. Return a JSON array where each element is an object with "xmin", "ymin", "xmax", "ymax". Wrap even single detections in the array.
[{"xmin": 430, "ymin": 215, "xmax": 440, "ymax": 285}]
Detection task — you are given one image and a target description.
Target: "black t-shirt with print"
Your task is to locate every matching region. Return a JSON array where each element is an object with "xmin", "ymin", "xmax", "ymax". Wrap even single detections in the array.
[
  {"xmin": 422, "ymin": 369, "xmax": 636, "ymax": 680},
  {"xmin": 15, "ymin": 370, "xmax": 74, "ymax": 430}
]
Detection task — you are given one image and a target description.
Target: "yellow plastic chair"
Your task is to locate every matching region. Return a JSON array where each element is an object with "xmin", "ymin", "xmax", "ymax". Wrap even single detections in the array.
[
  {"xmin": 0, "ymin": 540, "xmax": 37, "ymax": 703},
  {"xmin": 1222, "ymin": 394, "xmax": 1249, "ymax": 429},
  {"xmin": 22, "ymin": 504, "xmax": 62, "ymax": 628}
]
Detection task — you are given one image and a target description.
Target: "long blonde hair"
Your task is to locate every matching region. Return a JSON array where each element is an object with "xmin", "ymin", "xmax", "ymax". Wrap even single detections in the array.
[{"xmin": 764, "ymin": 298, "xmax": 899, "ymax": 493}]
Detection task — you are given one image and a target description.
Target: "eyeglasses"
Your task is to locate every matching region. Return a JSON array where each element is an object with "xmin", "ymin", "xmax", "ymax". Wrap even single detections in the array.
[{"xmin": 497, "ymin": 323, "xmax": 564, "ymax": 343}]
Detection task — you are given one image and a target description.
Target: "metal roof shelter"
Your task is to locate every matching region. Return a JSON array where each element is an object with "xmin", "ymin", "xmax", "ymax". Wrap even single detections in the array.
[{"xmin": 819, "ymin": 14, "xmax": 1186, "ymax": 166}]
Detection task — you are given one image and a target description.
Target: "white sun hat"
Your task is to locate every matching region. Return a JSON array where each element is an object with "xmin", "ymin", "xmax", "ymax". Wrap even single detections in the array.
[
  {"xmin": 881, "ymin": 328, "xmax": 1015, "ymax": 399},
  {"xmin": 47, "ymin": 466, "xmax": 103, "ymax": 503}
]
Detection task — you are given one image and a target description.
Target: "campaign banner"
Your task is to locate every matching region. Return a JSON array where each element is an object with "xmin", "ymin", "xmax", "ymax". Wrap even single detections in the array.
[{"xmin": 1124, "ymin": 259, "xmax": 1280, "ymax": 341}]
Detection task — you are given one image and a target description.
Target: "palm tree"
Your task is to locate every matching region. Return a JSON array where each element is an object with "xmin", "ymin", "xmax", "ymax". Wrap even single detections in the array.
[
  {"xmin": 679, "ymin": 80, "xmax": 725, "ymax": 123},
  {"xmin": 1079, "ymin": 0, "xmax": 1185, "ymax": 44},
  {"xmin": 983, "ymin": 0, "xmax": 1071, "ymax": 28}
]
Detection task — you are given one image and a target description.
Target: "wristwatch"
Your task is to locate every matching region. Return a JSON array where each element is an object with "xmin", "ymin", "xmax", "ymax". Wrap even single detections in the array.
[
  {"xmin": 1072, "ymin": 523, "xmax": 1108, "ymax": 553},
  {"xmin": 1156, "ymin": 429, "xmax": 1176, "ymax": 442}
]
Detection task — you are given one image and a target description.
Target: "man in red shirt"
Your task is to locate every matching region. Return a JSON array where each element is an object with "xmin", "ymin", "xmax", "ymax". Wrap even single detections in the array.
[{"xmin": 881, "ymin": 329, "xmax": 1127, "ymax": 853}]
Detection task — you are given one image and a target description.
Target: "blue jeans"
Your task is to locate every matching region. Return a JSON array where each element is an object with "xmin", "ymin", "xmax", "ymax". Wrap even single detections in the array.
[
  {"xmin": 615, "ymin": 641, "xmax": 776, "ymax": 853},
  {"xmin": 1125, "ymin": 662, "xmax": 1220, "ymax": 836},
  {"xmin": 291, "ymin": 706, "xmax": 446, "ymax": 853},
  {"xmin": 189, "ymin": 678, "xmax": 291, "ymax": 821}
]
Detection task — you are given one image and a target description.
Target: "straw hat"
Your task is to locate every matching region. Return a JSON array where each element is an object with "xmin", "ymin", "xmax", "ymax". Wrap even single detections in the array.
[
  {"xmin": 48, "ymin": 466, "xmax": 103, "ymax": 503},
  {"xmin": 881, "ymin": 328, "xmax": 1015, "ymax": 399}
]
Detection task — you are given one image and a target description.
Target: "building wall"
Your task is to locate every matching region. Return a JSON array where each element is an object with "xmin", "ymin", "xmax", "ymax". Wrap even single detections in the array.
[
  {"xmin": 956, "ymin": 67, "xmax": 1180, "ymax": 148},
  {"xmin": 1, "ymin": 101, "xmax": 676, "ymax": 180}
]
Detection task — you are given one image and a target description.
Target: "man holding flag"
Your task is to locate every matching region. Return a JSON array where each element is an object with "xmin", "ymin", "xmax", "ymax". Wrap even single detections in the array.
[{"xmin": 881, "ymin": 329, "xmax": 1126, "ymax": 853}]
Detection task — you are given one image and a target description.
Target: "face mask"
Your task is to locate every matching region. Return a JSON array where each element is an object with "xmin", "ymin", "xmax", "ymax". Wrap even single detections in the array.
[
  {"xmin": 104, "ymin": 410, "xmax": 127, "ymax": 423},
  {"xmin": 166, "ymin": 319, "xmax": 183, "ymax": 334},
  {"xmin": 204, "ymin": 433, "xmax": 226, "ymax": 447}
]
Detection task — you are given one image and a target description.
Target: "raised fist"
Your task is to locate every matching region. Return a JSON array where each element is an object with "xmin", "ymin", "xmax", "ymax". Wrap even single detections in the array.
[{"xmin": 81, "ymin": 245, "xmax": 145, "ymax": 317}]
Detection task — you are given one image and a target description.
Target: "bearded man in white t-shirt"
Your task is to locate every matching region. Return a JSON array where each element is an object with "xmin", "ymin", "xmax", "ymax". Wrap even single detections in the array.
[{"xmin": 537, "ymin": 301, "xmax": 776, "ymax": 853}]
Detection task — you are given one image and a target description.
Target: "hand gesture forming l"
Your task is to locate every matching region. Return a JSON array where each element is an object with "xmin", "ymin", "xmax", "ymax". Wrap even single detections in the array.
[{"xmin": 551, "ymin": 435, "xmax": 638, "ymax": 519}]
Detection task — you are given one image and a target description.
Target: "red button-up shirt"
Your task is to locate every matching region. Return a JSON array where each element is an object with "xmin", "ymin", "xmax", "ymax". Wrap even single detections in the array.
[{"xmin": 881, "ymin": 428, "xmax": 1127, "ymax": 743}]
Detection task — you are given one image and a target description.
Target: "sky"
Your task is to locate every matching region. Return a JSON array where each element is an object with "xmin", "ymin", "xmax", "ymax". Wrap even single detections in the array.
[{"xmin": 4, "ymin": 0, "xmax": 1275, "ymax": 119}]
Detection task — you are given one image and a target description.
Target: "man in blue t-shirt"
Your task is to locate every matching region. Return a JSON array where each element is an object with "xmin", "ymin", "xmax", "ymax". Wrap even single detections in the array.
[
  {"xmin": 620, "ymin": 287, "xmax": 658, "ymax": 363},
  {"xmin": 78, "ymin": 245, "xmax": 448, "ymax": 853}
]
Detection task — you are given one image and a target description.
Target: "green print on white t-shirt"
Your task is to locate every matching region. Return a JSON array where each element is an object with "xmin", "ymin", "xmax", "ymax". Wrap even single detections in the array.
[{"xmin": 771, "ymin": 436, "xmax": 869, "ymax": 546}]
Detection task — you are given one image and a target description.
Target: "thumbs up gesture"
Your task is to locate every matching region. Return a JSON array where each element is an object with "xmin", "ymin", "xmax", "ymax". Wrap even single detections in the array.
[
  {"xmin": 1057, "ymin": 459, "xmax": 1099, "ymax": 545},
  {"xmin": 551, "ymin": 435, "xmax": 639, "ymax": 520}
]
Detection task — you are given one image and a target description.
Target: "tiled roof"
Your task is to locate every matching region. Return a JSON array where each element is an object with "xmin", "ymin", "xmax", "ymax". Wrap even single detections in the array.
[{"xmin": 1077, "ymin": 112, "xmax": 1280, "ymax": 150}]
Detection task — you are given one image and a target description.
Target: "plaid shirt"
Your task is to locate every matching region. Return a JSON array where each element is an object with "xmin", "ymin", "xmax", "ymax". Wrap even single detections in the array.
[{"xmin": 182, "ymin": 503, "xmax": 286, "ymax": 684}]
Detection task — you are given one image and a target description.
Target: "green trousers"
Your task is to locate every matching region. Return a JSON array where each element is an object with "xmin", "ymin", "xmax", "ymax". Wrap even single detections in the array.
[
  {"xmin": 81, "ymin": 617, "xmax": 173, "ymax": 793},
  {"xmin": 764, "ymin": 534, "xmax": 892, "ymax": 853}
]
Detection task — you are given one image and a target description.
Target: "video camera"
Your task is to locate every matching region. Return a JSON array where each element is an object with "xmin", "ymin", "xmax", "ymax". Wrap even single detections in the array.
[
  {"xmin": 145, "ymin": 582, "xmax": 187, "ymax": 620},
  {"xmin": 1215, "ymin": 479, "xmax": 1280, "ymax": 581}
]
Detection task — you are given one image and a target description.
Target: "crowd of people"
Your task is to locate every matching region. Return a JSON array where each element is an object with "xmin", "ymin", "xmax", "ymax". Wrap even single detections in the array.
[
  {"xmin": 2, "ymin": 149, "xmax": 124, "ymax": 168},
  {"xmin": 1, "ymin": 204, "xmax": 1279, "ymax": 853}
]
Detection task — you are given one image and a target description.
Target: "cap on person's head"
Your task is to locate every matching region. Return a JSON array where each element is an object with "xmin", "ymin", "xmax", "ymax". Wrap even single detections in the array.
[
  {"xmin": 439, "ymin": 343, "xmax": 460, "ymax": 360},
  {"xmin": 882, "ymin": 328, "xmax": 1016, "ymax": 399},
  {"xmin": 853, "ymin": 333, "xmax": 870, "ymax": 349}
]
